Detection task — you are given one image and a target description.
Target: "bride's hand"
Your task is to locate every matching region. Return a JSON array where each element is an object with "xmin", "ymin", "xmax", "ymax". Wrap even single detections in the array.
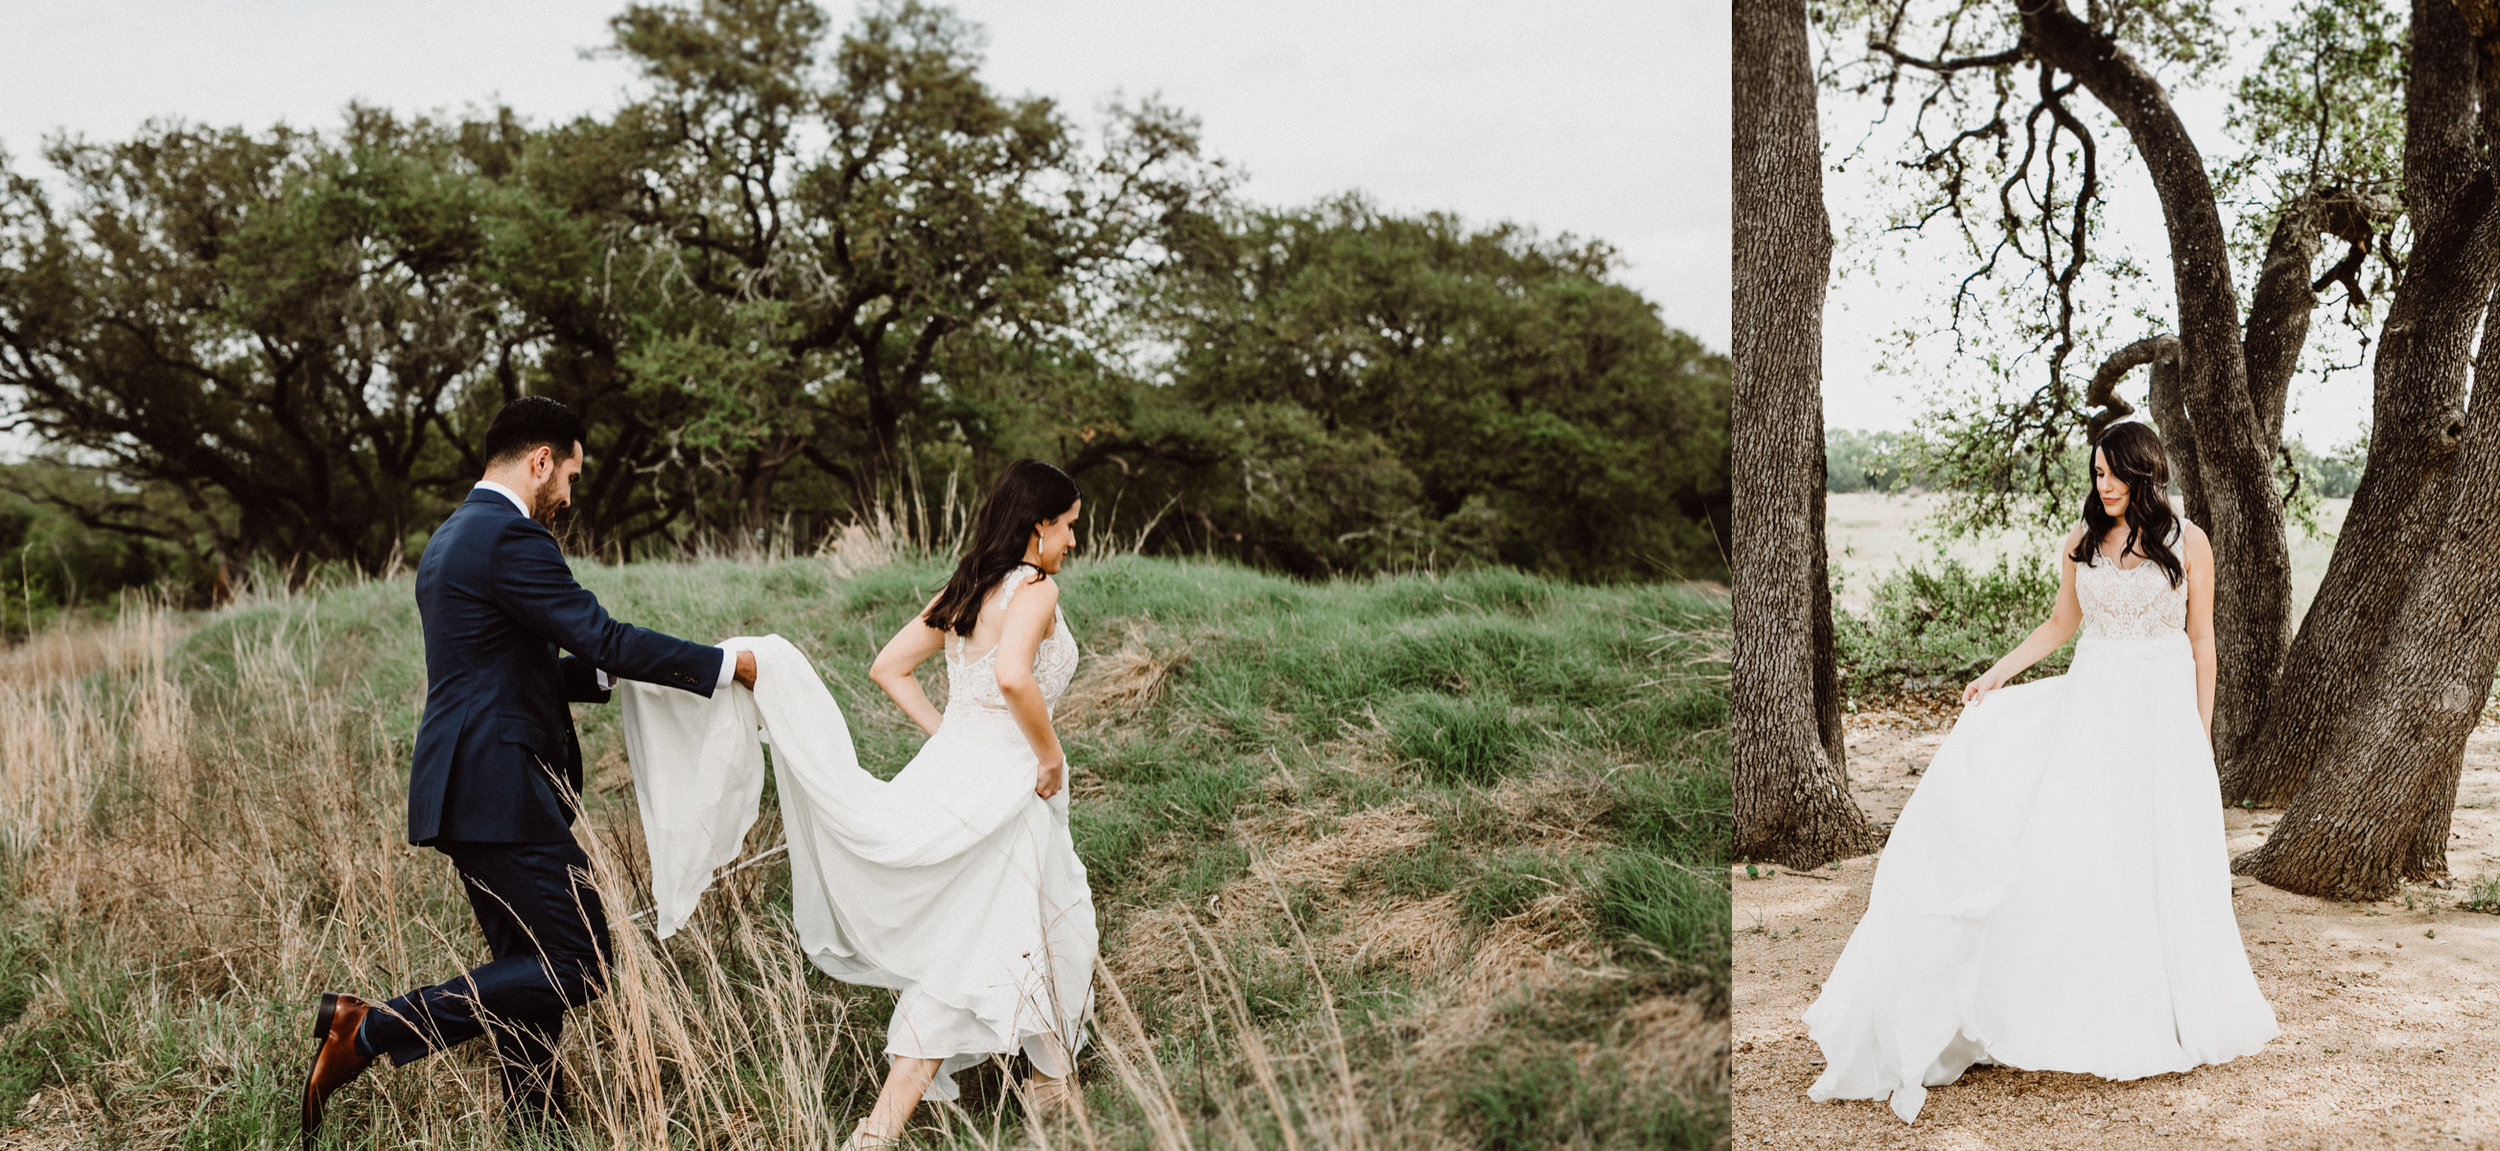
[
  {"xmin": 1036, "ymin": 756, "xmax": 1066, "ymax": 799},
  {"xmin": 1962, "ymin": 669, "xmax": 2008, "ymax": 706}
]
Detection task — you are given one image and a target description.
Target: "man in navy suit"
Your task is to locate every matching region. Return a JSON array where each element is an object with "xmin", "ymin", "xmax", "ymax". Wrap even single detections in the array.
[{"xmin": 299, "ymin": 397, "xmax": 758, "ymax": 1141}]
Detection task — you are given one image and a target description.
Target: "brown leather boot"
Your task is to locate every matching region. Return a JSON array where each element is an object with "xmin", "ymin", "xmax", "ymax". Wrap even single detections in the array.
[{"xmin": 300, "ymin": 992, "xmax": 374, "ymax": 1147}]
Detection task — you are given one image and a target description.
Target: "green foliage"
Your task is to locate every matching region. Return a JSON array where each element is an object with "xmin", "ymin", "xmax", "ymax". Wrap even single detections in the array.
[
  {"xmin": 0, "ymin": 113, "xmax": 506, "ymax": 575},
  {"xmin": 1836, "ymin": 555, "xmax": 2069, "ymax": 701},
  {"xmin": 0, "ymin": 3, "xmax": 1724, "ymax": 590},
  {"xmin": 2217, "ymin": 0, "xmax": 2408, "ymax": 253},
  {"xmin": 2286, "ymin": 436, "xmax": 2368, "ymax": 501},
  {"xmin": 1609, "ymin": 764, "xmax": 1731, "ymax": 868},
  {"xmin": 0, "ymin": 463, "xmax": 205, "ymax": 635},
  {"xmin": 1824, "ymin": 428, "xmax": 1933, "ymax": 494},
  {"xmin": 1100, "ymin": 196, "xmax": 1731, "ymax": 582},
  {"xmin": 1901, "ymin": 401, "xmax": 2103, "ymax": 538},
  {"xmin": 0, "ymin": 912, "xmax": 55, "ymax": 1122}
]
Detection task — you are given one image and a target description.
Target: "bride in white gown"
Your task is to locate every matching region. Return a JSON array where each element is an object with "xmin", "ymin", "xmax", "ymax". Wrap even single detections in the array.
[
  {"xmin": 618, "ymin": 460, "xmax": 1095, "ymax": 1150},
  {"xmin": 1803, "ymin": 422, "xmax": 2277, "ymax": 1123}
]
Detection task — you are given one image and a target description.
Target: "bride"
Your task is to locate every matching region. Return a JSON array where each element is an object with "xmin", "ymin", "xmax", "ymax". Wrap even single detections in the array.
[
  {"xmin": 840, "ymin": 459, "xmax": 1092, "ymax": 1146},
  {"xmin": 1802, "ymin": 421, "xmax": 2277, "ymax": 1123},
  {"xmin": 620, "ymin": 460, "xmax": 1094, "ymax": 1149}
]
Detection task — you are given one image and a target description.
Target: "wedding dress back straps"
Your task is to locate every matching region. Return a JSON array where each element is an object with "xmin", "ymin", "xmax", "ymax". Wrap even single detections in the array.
[{"xmin": 945, "ymin": 564, "xmax": 1079, "ymax": 714}]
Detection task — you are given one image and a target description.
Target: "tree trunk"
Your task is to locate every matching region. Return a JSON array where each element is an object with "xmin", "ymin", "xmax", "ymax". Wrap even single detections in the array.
[
  {"xmin": 2145, "ymin": 351, "xmax": 2208, "ymax": 526},
  {"xmin": 2229, "ymin": 0, "xmax": 2500, "ymax": 895},
  {"xmin": 1732, "ymin": 0, "xmax": 1876, "ymax": 868},
  {"xmin": 2240, "ymin": 197, "xmax": 2325, "ymax": 450},
  {"xmin": 2221, "ymin": 0, "xmax": 2500, "ymax": 807},
  {"xmin": 2021, "ymin": 1, "xmax": 2295, "ymax": 766},
  {"xmin": 2234, "ymin": 284, "xmax": 2500, "ymax": 898}
]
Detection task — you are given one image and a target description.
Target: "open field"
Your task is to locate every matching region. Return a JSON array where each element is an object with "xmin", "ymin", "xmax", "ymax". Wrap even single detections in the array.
[
  {"xmin": 1732, "ymin": 706, "xmax": 2500, "ymax": 1150},
  {"xmin": 0, "ymin": 552, "xmax": 1729, "ymax": 1149},
  {"xmin": 1826, "ymin": 492, "xmax": 2351, "ymax": 618}
]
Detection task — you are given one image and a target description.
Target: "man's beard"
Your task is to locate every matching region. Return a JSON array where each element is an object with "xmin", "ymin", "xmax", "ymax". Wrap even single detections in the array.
[{"xmin": 527, "ymin": 486, "xmax": 567, "ymax": 525}]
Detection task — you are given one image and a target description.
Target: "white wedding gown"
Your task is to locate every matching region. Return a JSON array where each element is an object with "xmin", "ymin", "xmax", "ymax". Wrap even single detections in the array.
[
  {"xmin": 616, "ymin": 566, "xmax": 1094, "ymax": 1101},
  {"xmin": 1803, "ymin": 538, "xmax": 2278, "ymax": 1122}
]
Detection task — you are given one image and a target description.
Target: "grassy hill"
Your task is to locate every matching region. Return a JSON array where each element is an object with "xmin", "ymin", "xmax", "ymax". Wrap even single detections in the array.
[{"xmin": 0, "ymin": 552, "xmax": 1728, "ymax": 1150}]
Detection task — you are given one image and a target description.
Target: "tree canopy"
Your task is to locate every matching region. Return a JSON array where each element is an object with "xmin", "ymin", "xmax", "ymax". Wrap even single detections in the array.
[{"xmin": 0, "ymin": 0, "xmax": 1722, "ymax": 598}]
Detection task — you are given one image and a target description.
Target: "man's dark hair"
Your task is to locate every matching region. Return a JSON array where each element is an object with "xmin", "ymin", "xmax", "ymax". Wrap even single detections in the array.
[{"xmin": 481, "ymin": 396, "xmax": 587, "ymax": 468}]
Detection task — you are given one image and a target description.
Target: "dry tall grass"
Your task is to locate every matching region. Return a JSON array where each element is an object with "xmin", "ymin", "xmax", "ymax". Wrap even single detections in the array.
[{"xmin": 0, "ymin": 552, "xmax": 1725, "ymax": 1150}]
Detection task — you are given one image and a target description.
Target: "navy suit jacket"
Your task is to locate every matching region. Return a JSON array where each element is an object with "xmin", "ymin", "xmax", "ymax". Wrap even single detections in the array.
[{"xmin": 408, "ymin": 490, "xmax": 724, "ymax": 845}]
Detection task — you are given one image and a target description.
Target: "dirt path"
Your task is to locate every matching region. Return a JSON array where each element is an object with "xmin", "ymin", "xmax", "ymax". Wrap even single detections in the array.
[{"xmin": 1733, "ymin": 708, "xmax": 2500, "ymax": 1150}]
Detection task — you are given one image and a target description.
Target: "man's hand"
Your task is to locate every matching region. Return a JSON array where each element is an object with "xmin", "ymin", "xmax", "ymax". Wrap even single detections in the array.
[
  {"xmin": 1036, "ymin": 756, "xmax": 1065, "ymax": 799},
  {"xmin": 734, "ymin": 650, "xmax": 757, "ymax": 690}
]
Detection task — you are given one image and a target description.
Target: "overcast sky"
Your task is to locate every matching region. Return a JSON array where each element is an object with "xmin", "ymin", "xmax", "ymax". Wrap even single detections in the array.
[{"xmin": 0, "ymin": 0, "xmax": 1729, "ymax": 353}]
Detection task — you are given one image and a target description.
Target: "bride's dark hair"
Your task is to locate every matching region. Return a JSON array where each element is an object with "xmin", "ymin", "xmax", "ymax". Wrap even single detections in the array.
[
  {"xmin": 924, "ymin": 459, "xmax": 1082, "ymax": 636},
  {"xmin": 2068, "ymin": 421, "xmax": 2185, "ymax": 587}
]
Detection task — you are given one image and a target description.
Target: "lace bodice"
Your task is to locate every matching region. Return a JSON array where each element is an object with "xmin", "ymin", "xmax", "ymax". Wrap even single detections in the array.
[
  {"xmin": 943, "ymin": 564, "xmax": 1078, "ymax": 714},
  {"xmin": 2075, "ymin": 540, "xmax": 2187, "ymax": 643}
]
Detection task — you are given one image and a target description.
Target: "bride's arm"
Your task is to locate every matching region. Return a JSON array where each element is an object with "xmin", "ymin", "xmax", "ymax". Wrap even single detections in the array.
[
  {"xmin": 1962, "ymin": 524, "xmax": 2087, "ymax": 705},
  {"xmin": 870, "ymin": 594, "xmax": 949, "ymax": 736},
  {"xmin": 991, "ymin": 573, "xmax": 1069, "ymax": 799},
  {"xmin": 2182, "ymin": 524, "xmax": 2218, "ymax": 739}
]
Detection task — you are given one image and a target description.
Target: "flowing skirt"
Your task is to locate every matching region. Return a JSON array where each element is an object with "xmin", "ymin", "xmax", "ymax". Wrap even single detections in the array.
[
  {"xmin": 620, "ymin": 636, "xmax": 1096, "ymax": 1101},
  {"xmin": 1802, "ymin": 633, "xmax": 2277, "ymax": 1122}
]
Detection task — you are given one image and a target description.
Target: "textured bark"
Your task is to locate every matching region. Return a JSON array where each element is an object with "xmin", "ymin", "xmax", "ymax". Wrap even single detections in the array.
[
  {"xmin": 2235, "ymin": 283, "xmax": 2500, "ymax": 898},
  {"xmin": 2082, "ymin": 334, "xmax": 2178, "ymax": 443},
  {"xmin": 2241, "ymin": 209, "xmax": 2318, "ymax": 452},
  {"xmin": 2241, "ymin": 191, "xmax": 2383, "ymax": 449},
  {"xmin": 1732, "ymin": 0, "xmax": 1876, "ymax": 869},
  {"xmin": 2145, "ymin": 352, "xmax": 2207, "ymax": 526},
  {"xmin": 2232, "ymin": 0, "xmax": 2500, "ymax": 896},
  {"xmin": 2020, "ymin": 2, "xmax": 2294, "ymax": 764},
  {"xmin": 2221, "ymin": 0, "xmax": 2500, "ymax": 807}
]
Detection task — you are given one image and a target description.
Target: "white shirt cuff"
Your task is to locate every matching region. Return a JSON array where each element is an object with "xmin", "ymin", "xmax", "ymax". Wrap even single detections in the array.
[{"xmin": 595, "ymin": 649, "xmax": 736, "ymax": 692}]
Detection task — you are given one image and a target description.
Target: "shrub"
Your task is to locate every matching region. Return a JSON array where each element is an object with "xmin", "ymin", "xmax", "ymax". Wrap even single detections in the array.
[
  {"xmin": 1835, "ymin": 555, "xmax": 2067, "ymax": 701},
  {"xmin": 2463, "ymin": 873, "xmax": 2500, "ymax": 914}
]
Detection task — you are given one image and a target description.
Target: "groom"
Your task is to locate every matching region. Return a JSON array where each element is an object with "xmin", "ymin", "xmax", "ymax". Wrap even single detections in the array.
[{"xmin": 299, "ymin": 396, "xmax": 757, "ymax": 1141}]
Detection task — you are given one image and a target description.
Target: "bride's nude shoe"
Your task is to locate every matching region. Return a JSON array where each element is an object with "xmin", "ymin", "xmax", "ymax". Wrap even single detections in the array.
[
  {"xmin": 1019, "ymin": 1072, "xmax": 1079, "ymax": 1118},
  {"xmin": 839, "ymin": 1121, "xmax": 899, "ymax": 1151}
]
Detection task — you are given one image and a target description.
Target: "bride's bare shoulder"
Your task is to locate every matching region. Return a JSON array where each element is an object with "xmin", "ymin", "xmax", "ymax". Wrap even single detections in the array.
[
  {"xmin": 2177, "ymin": 520, "xmax": 2213, "ymax": 554},
  {"xmin": 2059, "ymin": 521, "xmax": 2090, "ymax": 550}
]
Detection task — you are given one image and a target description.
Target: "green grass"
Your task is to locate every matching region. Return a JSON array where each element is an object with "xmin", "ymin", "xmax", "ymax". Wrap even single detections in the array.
[
  {"xmin": 2464, "ymin": 873, "xmax": 2500, "ymax": 914},
  {"xmin": 0, "ymin": 553, "xmax": 1728, "ymax": 1149}
]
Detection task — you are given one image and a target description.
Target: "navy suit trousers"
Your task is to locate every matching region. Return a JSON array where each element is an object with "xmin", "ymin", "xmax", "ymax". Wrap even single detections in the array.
[{"xmin": 356, "ymin": 839, "xmax": 611, "ymax": 1124}]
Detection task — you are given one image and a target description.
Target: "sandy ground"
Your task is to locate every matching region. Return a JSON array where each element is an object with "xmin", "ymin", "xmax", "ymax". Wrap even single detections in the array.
[{"xmin": 1732, "ymin": 706, "xmax": 2500, "ymax": 1150}]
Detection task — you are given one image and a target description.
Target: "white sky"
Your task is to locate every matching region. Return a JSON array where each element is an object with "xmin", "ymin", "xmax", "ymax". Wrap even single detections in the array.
[
  {"xmin": 0, "ymin": 0, "xmax": 1729, "ymax": 355},
  {"xmin": 1815, "ymin": 4, "xmax": 2378, "ymax": 450}
]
